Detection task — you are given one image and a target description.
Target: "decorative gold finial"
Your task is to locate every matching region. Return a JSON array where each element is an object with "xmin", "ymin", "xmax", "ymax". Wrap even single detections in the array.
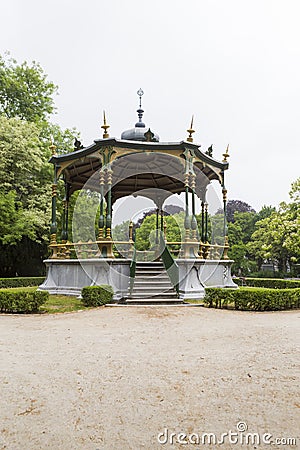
[
  {"xmin": 49, "ymin": 138, "xmax": 57, "ymax": 156},
  {"xmin": 222, "ymin": 144, "xmax": 230, "ymax": 162},
  {"xmin": 186, "ymin": 115, "xmax": 195, "ymax": 142},
  {"xmin": 101, "ymin": 110, "xmax": 110, "ymax": 138}
]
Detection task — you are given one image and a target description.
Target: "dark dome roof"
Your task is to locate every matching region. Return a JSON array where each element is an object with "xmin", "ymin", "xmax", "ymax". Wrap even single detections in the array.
[
  {"xmin": 121, "ymin": 89, "xmax": 160, "ymax": 142},
  {"xmin": 121, "ymin": 125, "xmax": 160, "ymax": 142}
]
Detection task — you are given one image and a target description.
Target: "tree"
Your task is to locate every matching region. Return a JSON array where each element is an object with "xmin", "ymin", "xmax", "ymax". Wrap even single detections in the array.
[
  {"xmin": 216, "ymin": 199, "xmax": 256, "ymax": 223},
  {"xmin": 134, "ymin": 205, "xmax": 184, "ymax": 230},
  {"xmin": 0, "ymin": 116, "xmax": 50, "ymax": 233},
  {"xmin": 247, "ymin": 212, "xmax": 288, "ymax": 272},
  {"xmin": 134, "ymin": 212, "xmax": 184, "ymax": 251},
  {"xmin": 0, "ymin": 191, "xmax": 30, "ymax": 245},
  {"xmin": 113, "ymin": 220, "xmax": 130, "ymax": 241},
  {"xmin": 0, "ymin": 53, "xmax": 80, "ymax": 275},
  {"xmin": 0, "ymin": 53, "xmax": 57, "ymax": 122},
  {"xmin": 69, "ymin": 190, "xmax": 100, "ymax": 243},
  {"xmin": 247, "ymin": 178, "xmax": 300, "ymax": 273},
  {"xmin": 226, "ymin": 208, "xmax": 275, "ymax": 275}
]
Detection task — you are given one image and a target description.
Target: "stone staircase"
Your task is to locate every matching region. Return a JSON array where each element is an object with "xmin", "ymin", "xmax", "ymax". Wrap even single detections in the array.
[{"xmin": 126, "ymin": 261, "xmax": 182, "ymax": 304}]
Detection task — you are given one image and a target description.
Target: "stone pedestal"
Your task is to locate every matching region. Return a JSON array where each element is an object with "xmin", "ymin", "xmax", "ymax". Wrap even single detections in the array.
[
  {"xmin": 39, "ymin": 258, "xmax": 237, "ymax": 302},
  {"xmin": 176, "ymin": 259, "xmax": 237, "ymax": 300},
  {"xmin": 39, "ymin": 259, "xmax": 130, "ymax": 301}
]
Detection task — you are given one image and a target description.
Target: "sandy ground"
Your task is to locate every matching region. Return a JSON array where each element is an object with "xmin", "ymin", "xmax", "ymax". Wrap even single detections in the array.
[{"xmin": 0, "ymin": 306, "xmax": 299, "ymax": 450}]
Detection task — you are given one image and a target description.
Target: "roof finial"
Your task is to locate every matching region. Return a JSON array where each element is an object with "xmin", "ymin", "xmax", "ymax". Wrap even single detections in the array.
[
  {"xmin": 222, "ymin": 144, "xmax": 230, "ymax": 162},
  {"xmin": 49, "ymin": 136, "xmax": 57, "ymax": 156},
  {"xmin": 186, "ymin": 115, "xmax": 195, "ymax": 142},
  {"xmin": 101, "ymin": 110, "xmax": 110, "ymax": 138},
  {"xmin": 135, "ymin": 88, "xmax": 145, "ymax": 128}
]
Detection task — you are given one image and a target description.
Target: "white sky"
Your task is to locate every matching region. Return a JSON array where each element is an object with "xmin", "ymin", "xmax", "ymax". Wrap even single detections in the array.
[{"xmin": 1, "ymin": 0, "xmax": 300, "ymax": 214}]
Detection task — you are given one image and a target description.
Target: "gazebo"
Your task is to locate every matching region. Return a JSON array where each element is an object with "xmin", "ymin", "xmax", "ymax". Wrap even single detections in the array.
[{"xmin": 39, "ymin": 90, "xmax": 237, "ymax": 302}]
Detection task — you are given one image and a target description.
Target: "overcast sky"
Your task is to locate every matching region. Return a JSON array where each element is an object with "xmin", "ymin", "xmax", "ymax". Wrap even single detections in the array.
[{"xmin": 1, "ymin": 0, "xmax": 299, "ymax": 216}]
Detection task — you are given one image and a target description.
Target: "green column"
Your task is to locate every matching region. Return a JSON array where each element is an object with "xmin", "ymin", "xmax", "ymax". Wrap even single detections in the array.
[
  {"xmin": 98, "ymin": 170, "xmax": 105, "ymax": 239},
  {"xmin": 222, "ymin": 187, "xmax": 227, "ymax": 237},
  {"xmin": 65, "ymin": 185, "xmax": 70, "ymax": 241},
  {"xmin": 204, "ymin": 203, "xmax": 208, "ymax": 243},
  {"xmin": 106, "ymin": 168, "xmax": 113, "ymax": 239},
  {"xmin": 184, "ymin": 173, "xmax": 190, "ymax": 239},
  {"xmin": 50, "ymin": 164, "xmax": 57, "ymax": 242},
  {"xmin": 190, "ymin": 174, "xmax": 197, "ymax": 239},
  {"xmin": 156, "ymin": 208, "xmax": 159, "ymax": 244},
  {"xmin": 201, "ymin": 201, "xmax": 205, "ymax": 242},
  {"xmin": 160, "ymin": 207, "xmax": 164, "ymax": 232},
  {"xmin": 61, "ymin": 180, "xmax": 70, "ymax": 242}
]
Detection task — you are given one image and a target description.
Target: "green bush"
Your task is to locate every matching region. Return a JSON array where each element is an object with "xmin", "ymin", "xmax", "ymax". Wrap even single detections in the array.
[
  {"xmin": 234, "ymin": 277, "xmax": 300, "ymax": 289},
  {"xmin": 0, "ymin": 290, "xmax": 49, "ymax": 313},
  {"xmin": 248, "ymin": 270, "xmax": 285, "ymax": 278},
  {"xmin": 0, "ymin": 277, "xmax": 45, "ymax": 288},
  {"xmin": 81, "ymin": 285, "xmax": 114, "ymax": 307},
  {"xmin": 204, "ymin": 287, "xmax": 300, "ymax": 311}
]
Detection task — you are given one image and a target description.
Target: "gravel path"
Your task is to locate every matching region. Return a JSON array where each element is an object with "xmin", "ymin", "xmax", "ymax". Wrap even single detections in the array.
[{"xmin": 0, "ymin": 306, "xmax": 299, "ymax": 450}]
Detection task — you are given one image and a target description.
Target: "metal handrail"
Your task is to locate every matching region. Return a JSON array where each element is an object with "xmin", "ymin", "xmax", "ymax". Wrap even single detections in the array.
[
  {"xmin": 129, "ymin": 247, "xmax": 137, "ymax": 295},
  {"xmin": 160, "ymin": 237, "xmax": 179, "ymax": 294}
]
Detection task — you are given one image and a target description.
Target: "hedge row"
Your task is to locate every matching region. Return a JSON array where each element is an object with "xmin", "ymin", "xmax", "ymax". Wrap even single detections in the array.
[
  {"xmin": 0, "ymin": 290, "xmax": 49, "ymax": 313},
  {"xmin": 81, "ymin": 285, "xmax": 114, "ymax": 307},
  {"xmin": 205, "ymin": 287, "xmax": 300, "ymax": 311},
  {"xmin": 234, "ymin": 277, "xmax": 300, "ymax": 289},
  {"xmin": 0, "ymin": 277, "xmax": 45, "ymax": 289}
]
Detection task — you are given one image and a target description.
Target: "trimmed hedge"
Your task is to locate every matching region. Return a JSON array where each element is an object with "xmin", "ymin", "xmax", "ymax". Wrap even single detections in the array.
[
  {"xmin": 81, "ymin": 285, "xmax": 114, "ymax": 307},
  {"xmin": 0, "ymin": 277, "xmax": 45, "ymax": 289},
  {"xmin": 0, "ymin": 290, "xmax": 49, "ymax": 313},
  {"xmin": 204, "ymin": 287, "xmax": 300, "ymax": 311},
  {"xmin": 234, "ymin": 277, "xmax": 300, "ymax": 289}
]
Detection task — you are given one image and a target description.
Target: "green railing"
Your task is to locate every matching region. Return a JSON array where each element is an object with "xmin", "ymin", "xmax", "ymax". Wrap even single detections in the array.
[
  {"xmin": 129, "ymin": 247, "xmax": 137, "ymax": 295},
  {"xmin": 160, "ymin": 237, "xmax": 179, "ymax": 295}
]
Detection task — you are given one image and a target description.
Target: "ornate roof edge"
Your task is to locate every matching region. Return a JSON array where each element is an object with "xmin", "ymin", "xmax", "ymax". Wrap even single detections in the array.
[{"xmin": 49, "ymin": 137, "xmax": 229, "ymax": 170}]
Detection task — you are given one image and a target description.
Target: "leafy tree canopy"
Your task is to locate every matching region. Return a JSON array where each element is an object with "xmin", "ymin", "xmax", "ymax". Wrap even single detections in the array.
[
  {"xmin": 0, "ymin": 53, "xmax": 80, "ymax": 275},
  {"xmin": 0, "ymin": 53, "xmax": 57, "ymax": 122},
  {"xmin": 216, "ymin": 199, "xmax": 256, "ymax": 222}
]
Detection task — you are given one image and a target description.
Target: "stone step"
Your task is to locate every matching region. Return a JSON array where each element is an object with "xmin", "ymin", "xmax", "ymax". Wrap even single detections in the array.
[
  {"xmin": 133, "ymin": 278, "xmax": 172, "ymax": 283},
  {"xmin": 128, "ymin": 261, "xmax": 178, "ymax": 302},
  {"xmin": 126, "ymin": 298, "xmax": 183, "ymax": 304},
  {"xmin": 134, "ymin": 277, "xmax": 171, "ymax": 285},
  {"xmin": 136, "ymin": 261, "xmax": 164, "ymax": 266},
  {"xmin": 135, "ymin": 272, "xmax": 168, "ymax": 278},
  {"xmin": 133, "ymin": 285, "xmax": 173, "ymax": 290},
  {"xmin": 129, "ymin": 291, "xmax": 178, "ymax": 299}
]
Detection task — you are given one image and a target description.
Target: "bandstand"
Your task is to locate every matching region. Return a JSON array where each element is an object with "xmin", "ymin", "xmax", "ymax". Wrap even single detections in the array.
[{"xmin": 39, "ymin": 90, "xmax": 237, "ymax": 302}]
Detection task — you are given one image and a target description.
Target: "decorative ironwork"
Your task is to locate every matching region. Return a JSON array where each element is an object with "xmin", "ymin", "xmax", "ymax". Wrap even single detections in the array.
[
  {"xmin": 186, "ymin": 115, "xmax": 195, "ymax": 142},
  {"xmin": 205, "ymin": 145, "xmax": 213, "ymax": 157},
  {"xmin": 101, "ymin": 111, "xmax": 110, "ymax": 139},
  {"xmin": 222, "ymin": 144, "xmax": 230, "ymax": 162},
  {"xmin": 74, "ymin": 138, "xmax": 83, "ymax": 151}
]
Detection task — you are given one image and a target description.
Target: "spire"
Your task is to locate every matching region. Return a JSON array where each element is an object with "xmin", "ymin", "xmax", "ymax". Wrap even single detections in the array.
[
  {"xmin": 222, "ymin": 144, "xmax": 230, "ymax": 162},
  {"xmin": 186, "ymin": 115, "xmax": 195, "ymax": 142},
  {"xmin": 135, "ymin": 88, "xmax": 145, "ymax": 128},
  {"xmin": 49, "ymin": 137, "xmax": 57, "ymax": 156},
  {"xmin": 101, "ymin": 110, "xmax": 110, "ymax": 138}
]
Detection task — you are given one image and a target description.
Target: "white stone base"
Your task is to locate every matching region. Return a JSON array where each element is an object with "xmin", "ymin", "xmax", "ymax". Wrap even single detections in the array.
[
  {"xmin": 39, "ymin": 258, "xmax": 237, "ymax": 301},
  {"xmin": 39, "ymin": 259, "xmax": 130, "ymax": 301},
  {"xmin": 176, "ymin": 259, "xmax": 237, "ymax": 300}
]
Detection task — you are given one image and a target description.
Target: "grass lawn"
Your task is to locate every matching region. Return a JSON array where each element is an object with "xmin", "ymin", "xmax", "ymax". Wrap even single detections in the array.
[
  {"xmin": 40, "ymin": 295, "xmax": 89, "ymax": 314},
  {"xmin": 0, "ymin": 286, "xmax": 89, "ymax": 314}
]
